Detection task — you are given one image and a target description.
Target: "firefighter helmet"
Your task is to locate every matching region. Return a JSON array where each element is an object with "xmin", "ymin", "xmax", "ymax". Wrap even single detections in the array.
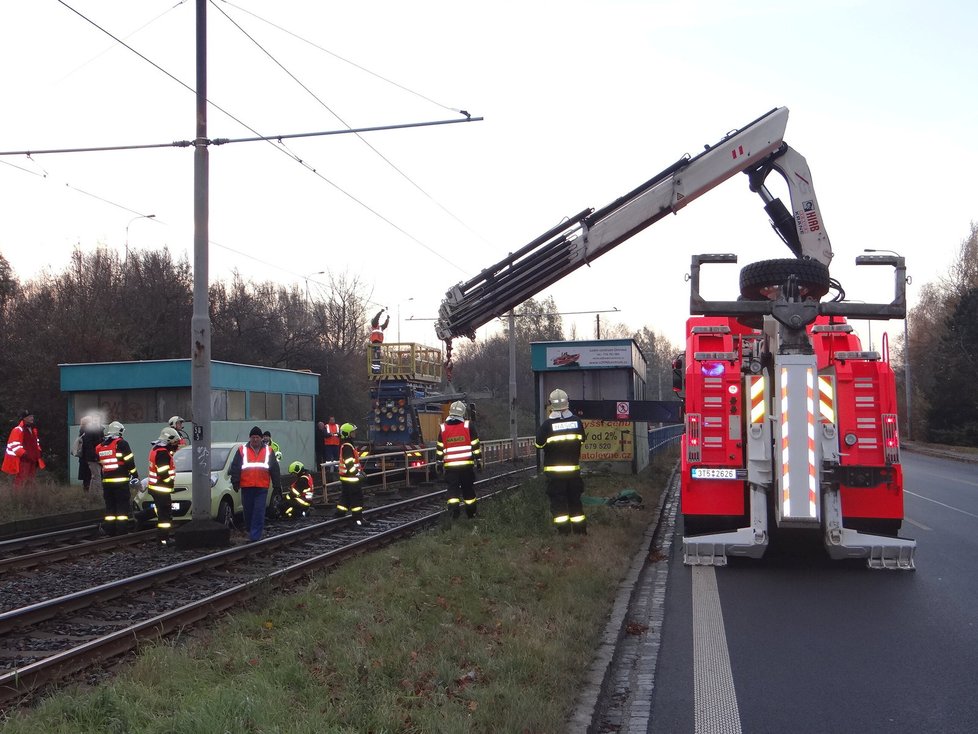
[
  {"xmin": 168, "ymin": 415, "xmax": 185, "ymax": 428},
  {"xmin": 158, "ymin": 427, "xmax": 181, "ymax": 444},
  {"xmin": 448, "ymin": 400, "xmax": 466, "ymax": 419},
  {"xmin": 289, "ymin": 461, "xmax": 304, "ymax": 474},
  {"xmin": 549, "ymin": 388, "xmax": 569, "ymax": 411},
  {"xmin": 340, "ymin": 422, "xmax": 357, "ymax": 438},
  {"xmin": 105, "ymin": 421, "xmax": 125, "ymax": 437}
]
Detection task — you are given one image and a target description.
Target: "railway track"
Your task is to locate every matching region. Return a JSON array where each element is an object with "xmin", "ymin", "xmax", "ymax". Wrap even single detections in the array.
[{"xmin": 0, "ymin": 466, "xmax": 533, "ymax": 709}]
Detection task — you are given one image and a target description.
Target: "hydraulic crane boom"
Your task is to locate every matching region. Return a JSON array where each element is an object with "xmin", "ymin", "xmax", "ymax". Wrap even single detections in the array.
[{"xmin": 435, "ymin": 106, "xmax": 832, "ymax": 342}]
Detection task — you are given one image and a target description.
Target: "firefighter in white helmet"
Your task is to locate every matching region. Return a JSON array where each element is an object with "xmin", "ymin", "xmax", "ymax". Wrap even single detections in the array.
[
  {"xmin": 96, "ymin": 421, "xmax": 140, "ymax": 536},
  {"xmin": 535, "ymin": 388, "xmax": 587, "ymax": 534},
  {"xmin": 436, "ymin": 400, "xmax": 482, "ymax": 519},
  {"xmin": 148, "ymin": 427, "xmax": 182, "ymax": 544}
]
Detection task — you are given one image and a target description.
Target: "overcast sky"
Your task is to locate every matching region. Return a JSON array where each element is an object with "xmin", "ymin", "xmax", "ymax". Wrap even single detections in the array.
[{"xmin": 2, "ymin": 0, "xmax": 975, "ymax": 350}]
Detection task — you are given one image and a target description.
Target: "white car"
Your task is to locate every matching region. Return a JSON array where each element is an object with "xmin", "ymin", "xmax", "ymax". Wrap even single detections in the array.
[{"xmin": 134, "ymin": 442, "xmax": 282, "ymax": 528}]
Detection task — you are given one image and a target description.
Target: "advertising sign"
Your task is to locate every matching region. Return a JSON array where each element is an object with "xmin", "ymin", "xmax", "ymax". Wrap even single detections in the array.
[{"xmin": 581, "ymin": 420, "xmax": 634, "ymax": 461}]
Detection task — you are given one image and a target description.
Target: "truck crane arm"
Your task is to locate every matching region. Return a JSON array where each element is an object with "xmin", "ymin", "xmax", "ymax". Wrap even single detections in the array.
[{"xmin": 435, "ymin": 106, "xmax": 832, "ymax": 342}]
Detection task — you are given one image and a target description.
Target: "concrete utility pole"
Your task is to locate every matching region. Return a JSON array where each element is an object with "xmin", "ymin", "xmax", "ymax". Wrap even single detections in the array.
[{"xmin": 179, "ymin": 0, "xmax": 227, "ymax": 548}]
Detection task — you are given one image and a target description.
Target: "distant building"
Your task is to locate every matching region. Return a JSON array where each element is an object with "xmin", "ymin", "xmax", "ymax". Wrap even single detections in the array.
[{"xmin": 59, "ymin": 359, "xmax": 319, "ymax": 482}]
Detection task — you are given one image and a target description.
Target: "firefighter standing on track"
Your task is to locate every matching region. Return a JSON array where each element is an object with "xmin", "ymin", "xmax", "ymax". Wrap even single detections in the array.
[
  {"xmin": 148, "ymin": 427, "xmax": 182, "ymax": 544},
  {"xmin": 284, "ymin": 461, "xmax": 316, "ymax": 518},
  {"xmin": 230, "ymin": 426, "xmax": 283, "ymax": 543},
  {"xmin": 535, "ymin": 388, "xmax": 587, "ymax": 535},
  {"xmin": 337, "ymin": 423, "xmax": 366, "ymax": 525},
  {"xmin": 436, "ymin": 401, "xmax": 482, "ymax": 519},
  {"xmin": 96, "ymin": 421, "xmax": 140, "ymax": 536}
]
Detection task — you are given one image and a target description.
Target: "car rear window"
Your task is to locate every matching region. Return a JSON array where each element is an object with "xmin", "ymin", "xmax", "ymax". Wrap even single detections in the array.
[{"xmin": 173, "ymin": 445, "xmax": 235, "ymax": 472}]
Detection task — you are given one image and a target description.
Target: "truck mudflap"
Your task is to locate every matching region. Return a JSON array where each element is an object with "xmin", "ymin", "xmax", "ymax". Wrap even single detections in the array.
[
  {"xmin": 823, "ymin": 487, "xmax": 916, "ymax": 570},
  {"xmin": 683, "ymin": 527, "xmax": 768, "ymax": 566},
  {"xmin": 823, "ymin": 528, "xmax": 916, "ymax": 569},
  {"xmin": 683, "ymin": 486, "xmax": 769, "ymax": 566}
]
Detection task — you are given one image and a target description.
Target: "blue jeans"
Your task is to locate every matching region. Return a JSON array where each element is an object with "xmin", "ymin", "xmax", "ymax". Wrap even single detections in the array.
[{"xmin": 241, "ymin": 486, "xmax": 268, "ymax": 541}]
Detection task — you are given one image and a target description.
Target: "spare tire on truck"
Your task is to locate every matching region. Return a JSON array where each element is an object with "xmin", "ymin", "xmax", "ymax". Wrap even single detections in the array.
[{"xmin": 739, "ymin": 258, "xmax": 831, "ymax": 301}]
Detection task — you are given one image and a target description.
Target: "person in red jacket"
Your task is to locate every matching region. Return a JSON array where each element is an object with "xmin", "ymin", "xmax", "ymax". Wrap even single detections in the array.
[
  {"xmin": 3, "ymin": 410, "xmax": 45, "ymax": 487},
  {"xmin": 369, "ymin": 309, "xmax": 389, "ymax": 374},
  {"xmin": 323, "ymin": 416, "xmax": 342, "ymax": 465}
]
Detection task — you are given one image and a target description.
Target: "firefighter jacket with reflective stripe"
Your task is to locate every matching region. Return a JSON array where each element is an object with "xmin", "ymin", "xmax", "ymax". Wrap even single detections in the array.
[
  {"xmin": 148, "ymin": 445, "xmax": 177, "ymax": 493},
  {"xmin": 289, "ymin": 472, "xmax": 314, "ymax": 506},
  {"xmin": 97, "ymin": 437, "xmax": 138, "ymax": 484},
  {"xmin": 324, "ymin": 422, "xmax": 341, "ymax": 447},
  {"xmin": 3, "ymin": 422, "xmax": 44, "ymax": 474},
  {"xmin": 339, "ymin": 442, "xmax": 361, "ymax": 483},
  {"xmin": 535, "ymin": 414, "xmax": 585, "ymax": 473},
  {"xmin": 436, "ymin": 419, "xmax": 481, "ymax": 469}
]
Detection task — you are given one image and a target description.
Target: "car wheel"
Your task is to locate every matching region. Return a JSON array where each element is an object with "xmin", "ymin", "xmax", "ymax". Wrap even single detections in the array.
[
  {"xmin": 739, "ymin": 258, "xmax": 831, "ymax": 301},
  {"xmin": 267, "ymin": 489, "xmax": 284, "ymax": 520},
  {"xmin": 217, "ymin": 497, "xmax": 235, "ymax": 529}
]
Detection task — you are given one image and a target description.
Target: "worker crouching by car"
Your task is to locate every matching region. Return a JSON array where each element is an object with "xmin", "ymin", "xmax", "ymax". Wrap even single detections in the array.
[
  {"xmin": 230, "ymin": 426, "xmax": 283, "ymax": 543},
  {"xmin": 436, "ymin": 401, "xmax": 482, "ymax": 519},
  {"xmin": 96, "ymin": 421, "xmax": 140, "ymax": 536},
  {"xmin": 148, "ymin": 427, "xmax": 182, "ymax": 545},
  {"xmin": 283, "ymin": 461, "xmax": 315, "ymax": 519}
]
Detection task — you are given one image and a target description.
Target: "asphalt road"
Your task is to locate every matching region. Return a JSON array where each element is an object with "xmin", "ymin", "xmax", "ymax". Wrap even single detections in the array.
[{"xmin": 649, "ymin": 451, "xmax": 978, "ymax": 734}]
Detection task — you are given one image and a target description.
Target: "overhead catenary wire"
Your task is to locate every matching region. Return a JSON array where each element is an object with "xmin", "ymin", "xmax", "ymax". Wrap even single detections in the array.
[
  {"xmin": 215, "ymin": 0, "xmax": 468, "ymax": 116},
  {"xmin": 213, "ymin": 0, "xmax": 496, "ymax": 249},
  {"xmin": 0, "ymin": 117, "xmax": 482, "ymax": 157},
  {"xmin": 25, "ymin": 1, "xmax": 480, "ymax": 276}
]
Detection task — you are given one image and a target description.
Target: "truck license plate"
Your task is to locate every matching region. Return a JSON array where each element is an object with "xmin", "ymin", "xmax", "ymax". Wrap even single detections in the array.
[{"xmin": 690, "ymin": 467, "xmax": 738, "ymax": 480}]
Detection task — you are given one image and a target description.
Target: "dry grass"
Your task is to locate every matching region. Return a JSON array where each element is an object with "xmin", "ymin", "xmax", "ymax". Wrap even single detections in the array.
[{"xmin": 0, "ymin": 455, "xmax": 674, "ymax": 733}]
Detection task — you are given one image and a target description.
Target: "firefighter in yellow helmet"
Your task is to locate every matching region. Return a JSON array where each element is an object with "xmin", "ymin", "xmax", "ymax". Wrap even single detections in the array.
[
  {"xmin": 534, "ymin": 389, "xmax": 587, "ymax": 534},
  {"xmin": 337, "ymin": 423, "xmax": 366, "ymax": 525},
  {"xmin": 436, "ymin": 401, "xmax": 482, "ymax": 518},
  {"xmin": 284, "ymin": 461, "xmax": 315, "ymax": 519}
]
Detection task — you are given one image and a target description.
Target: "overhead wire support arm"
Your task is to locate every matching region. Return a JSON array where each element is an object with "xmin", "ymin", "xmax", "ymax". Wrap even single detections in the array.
[{"xmin": 0, "ymin": 116, "xmax": 483, "ymax": 157}]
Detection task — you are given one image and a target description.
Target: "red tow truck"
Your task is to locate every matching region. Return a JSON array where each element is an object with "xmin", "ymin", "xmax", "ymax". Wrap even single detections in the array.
[{"xmin": 436, "ymin": 106, "xmax": 915, "ymax": 568}]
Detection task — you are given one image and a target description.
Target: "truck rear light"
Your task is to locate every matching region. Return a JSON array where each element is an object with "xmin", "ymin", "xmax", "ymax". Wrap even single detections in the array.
[
  {"xmin": 686, "ymin": 413, "xmax": 701, "ymax": 462},
  {"xmin": 882, "ymin": 413, "xmax": 900, "ymax": 464},
  {"xmin": 701, "ymin": 361, "xmax": 725, "ymax": 377}
]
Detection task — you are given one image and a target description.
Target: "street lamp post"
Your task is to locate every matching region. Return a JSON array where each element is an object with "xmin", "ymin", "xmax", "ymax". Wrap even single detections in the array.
[
  {"xmin": 865, "ymin": 248, "xmax": 912, "ymax": 440},
  {"xmin": 397, "ymin": 298, "xmax": 414, "ymax": 343},
  {"xmin": 125, "ymin": 214, "xmax": 156, "ymax": 260}
]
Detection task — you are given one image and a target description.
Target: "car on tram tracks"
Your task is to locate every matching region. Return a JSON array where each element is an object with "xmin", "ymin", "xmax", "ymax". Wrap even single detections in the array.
[{"xmin": 132, "ymin": 442, "xmax": 283, "ymax": 529}]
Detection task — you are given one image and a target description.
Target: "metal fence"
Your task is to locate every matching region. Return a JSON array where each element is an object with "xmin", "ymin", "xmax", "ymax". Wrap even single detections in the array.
[{"xmin": 649, "ymin": 424, "xmax": 683, "ymax": 460}]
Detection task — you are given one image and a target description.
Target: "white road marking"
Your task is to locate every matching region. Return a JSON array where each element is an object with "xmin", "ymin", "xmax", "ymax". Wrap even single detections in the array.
[
  {"xmin": 692, "ymin": 566, "xmax": 742, "ymax": 734},
  {"xmin": 903, "ymin": 517, "xmax": 932, "ymax": 531},
  {"xmin": 905, "ymin": 490, "xmax": 978, "ymax": 519}
]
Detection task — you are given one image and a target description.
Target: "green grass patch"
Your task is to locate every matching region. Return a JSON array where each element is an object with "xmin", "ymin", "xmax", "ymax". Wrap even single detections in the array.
[
  {"xmin": 0, "ymin": 477, "xmax": 102, "ymax": 524},
  {"xmin": 0, "ymin": 458, "xmax": 673, "ymax": 733}
]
